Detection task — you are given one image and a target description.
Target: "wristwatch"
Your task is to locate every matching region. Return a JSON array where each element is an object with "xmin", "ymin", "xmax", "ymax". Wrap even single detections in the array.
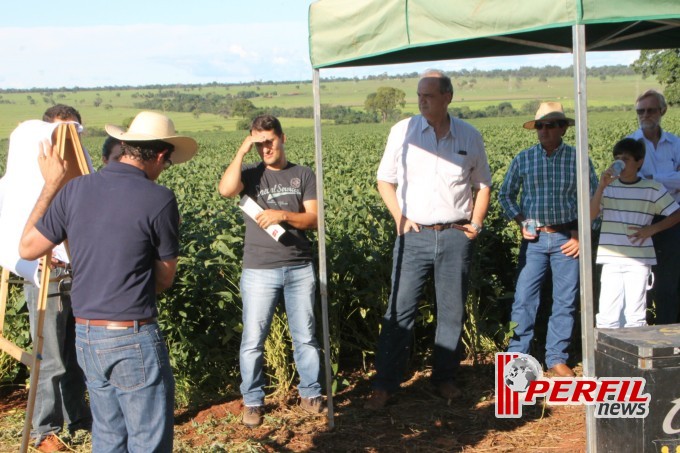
[{"xmin": 470, "ymin": 221, "xmax": 483, "ymax": 234}]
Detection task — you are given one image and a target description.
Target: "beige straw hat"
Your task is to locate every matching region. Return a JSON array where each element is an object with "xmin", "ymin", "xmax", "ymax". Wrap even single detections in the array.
[
  {"xmin": 523, "ymin": 102, "xmax": 575, "ymax": 129},
  {"xmin": 105, "ymin": 111, "xmax": 197, "ymax": 164}
]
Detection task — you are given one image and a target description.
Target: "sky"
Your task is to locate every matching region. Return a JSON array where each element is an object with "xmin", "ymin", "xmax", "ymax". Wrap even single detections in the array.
[{"xmin": 0, "ymin": 0, "xmax": 640, "ymax": 89}]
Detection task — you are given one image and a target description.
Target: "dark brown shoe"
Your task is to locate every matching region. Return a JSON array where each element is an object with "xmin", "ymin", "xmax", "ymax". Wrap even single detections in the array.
[
  {"xmin": 364, "ymin": 389, "xmax": 390, "ymax": 410},
  {"xmin": 300, "ymin": 396, "xmax": 327, "ymax": 415},
  {"xmin": 550, "ymin": 363, "xmax": 576, "ymax": 377},
  {"xmin": 437, "ymin": 381, "xmax": 462, "ymax": 400},
  {"xmin": 242, "ymin": 405, "xmax": 264, "ymax": 428},
  {"xmin": 37, "ymin": 434, "xmax": 67, "ymax": 452}
]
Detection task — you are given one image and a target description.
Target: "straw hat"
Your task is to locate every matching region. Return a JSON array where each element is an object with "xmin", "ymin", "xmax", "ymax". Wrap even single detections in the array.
[
  {"xmin": 105, "ymin": 111, "xmax": 197, "ymax": 164},
  {"xmin": 523, "ymin": 102, "xmax": 575, "ymax": 129}
]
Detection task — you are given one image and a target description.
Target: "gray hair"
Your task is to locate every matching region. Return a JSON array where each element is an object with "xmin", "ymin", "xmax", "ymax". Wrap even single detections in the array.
[
  {"xmin": 636, "ymin": 89, "xmax": 667, "ymax": 111},
  {"xmin": 420, "ymin": 69, "xmax": 454, "ymax": 95}
]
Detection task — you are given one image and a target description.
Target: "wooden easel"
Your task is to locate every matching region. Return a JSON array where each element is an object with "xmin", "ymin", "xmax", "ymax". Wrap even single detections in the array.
[{"xmin": 0, "ymin": 122, "xmax": 90, "ymax": 453}]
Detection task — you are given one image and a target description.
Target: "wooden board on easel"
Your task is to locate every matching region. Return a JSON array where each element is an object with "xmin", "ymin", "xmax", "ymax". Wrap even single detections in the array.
[{"xmin": 0, "ymin": 122, "xmax": 90, "ymax": 453}]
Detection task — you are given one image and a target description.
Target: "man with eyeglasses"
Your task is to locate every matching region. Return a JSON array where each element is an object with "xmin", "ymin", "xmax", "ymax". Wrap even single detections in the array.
[
  {"xmin": 19, "ymin": 111, "xmax": 197, "ymax": 452},
  {"xmin": 628, "ymin": 89, "xmax": 680, "ymax": 324},
  {"xmin": 499, "ymin": 102, "xmax": 598, "ymax": 377}
]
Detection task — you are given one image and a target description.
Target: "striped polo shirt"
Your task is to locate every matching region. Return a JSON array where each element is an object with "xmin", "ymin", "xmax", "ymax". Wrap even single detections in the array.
[{"xmin": 596, "ymin": 178, "xmax": 679, "ymax": 265}]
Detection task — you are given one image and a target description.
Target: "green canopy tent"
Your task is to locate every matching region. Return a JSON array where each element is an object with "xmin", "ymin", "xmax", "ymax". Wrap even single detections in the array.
[{"xmin": 307, "ymin": 0, "xmax": 680, "ymax": 446}]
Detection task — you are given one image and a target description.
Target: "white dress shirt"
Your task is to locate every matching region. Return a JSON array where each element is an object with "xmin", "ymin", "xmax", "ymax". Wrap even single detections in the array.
[{"xmin": 377, "ymin": 115, "xmax": 491, "ymax": 225}]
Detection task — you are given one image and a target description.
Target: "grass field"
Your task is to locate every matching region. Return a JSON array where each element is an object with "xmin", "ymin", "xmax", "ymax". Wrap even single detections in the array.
[{"xmin": 0, "ymin": 74, "xmax": 661, "ymax": 140}]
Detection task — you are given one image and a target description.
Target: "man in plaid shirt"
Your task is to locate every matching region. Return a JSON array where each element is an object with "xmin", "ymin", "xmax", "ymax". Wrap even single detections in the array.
[{"xmin": 498, "ymin": 102, "xmax": 598, "ymax": 377}]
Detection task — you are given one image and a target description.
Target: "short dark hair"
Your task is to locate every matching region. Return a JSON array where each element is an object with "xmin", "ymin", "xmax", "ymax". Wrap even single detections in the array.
[
  {"xmin": 43, "ymin": 104, "xmax": 82, "ymax": 124},
  {"xmin": 102, "ymin": 136, "xmax": 122, "ymax": 161},
  {"xmin": 613, "ymin": 138, "xmax": 645, "ymax": 161},
  {"xmin": 120, "ymin": 140, "xmax": 174, "ymax": 162},
  {"xmin": 250, "ymin": 115, "xmax": 283, "ymax": 137}
]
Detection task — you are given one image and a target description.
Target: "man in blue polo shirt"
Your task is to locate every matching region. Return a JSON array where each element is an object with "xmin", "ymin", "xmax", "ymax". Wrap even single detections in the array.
[{"xmin": 19, "ymin": 111, "xmax": 197, "ymax": 452}]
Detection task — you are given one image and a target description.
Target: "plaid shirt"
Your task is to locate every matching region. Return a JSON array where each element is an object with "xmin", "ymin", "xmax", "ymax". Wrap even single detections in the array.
[{"xmin": 498, "ymin": 141, "xmax": 598, "ymax": 226}]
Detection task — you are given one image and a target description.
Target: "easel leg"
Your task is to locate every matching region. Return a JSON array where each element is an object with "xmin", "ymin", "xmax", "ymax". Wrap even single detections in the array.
[
  {"xmin": 20, "ymin": 256, "xmax": 50, "ymax": 453},
  {"xmin": 0, "ymin": 268, "xmax": 9, "ymax": 334}
]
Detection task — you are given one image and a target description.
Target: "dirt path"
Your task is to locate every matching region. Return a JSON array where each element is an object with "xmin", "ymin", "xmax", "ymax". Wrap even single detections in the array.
[{"xmin": 0, "ymin": 362, "xmax": 586, "ymax": 452}]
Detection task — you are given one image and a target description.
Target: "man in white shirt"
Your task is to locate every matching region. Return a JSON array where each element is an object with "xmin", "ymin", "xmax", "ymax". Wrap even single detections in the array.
[
  {"xmin": 628, "ymin": 89, "xmax": 680, "ymax": 324},
  {"xmin": 366, "ymin": 69, "xmax": 492, "ymax": 409}
]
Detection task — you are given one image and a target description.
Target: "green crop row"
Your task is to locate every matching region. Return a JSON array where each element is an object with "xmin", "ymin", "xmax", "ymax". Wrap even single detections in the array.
[{"xmin": 1, "ymin": 111, "xmax": 678, "ymax": 408}]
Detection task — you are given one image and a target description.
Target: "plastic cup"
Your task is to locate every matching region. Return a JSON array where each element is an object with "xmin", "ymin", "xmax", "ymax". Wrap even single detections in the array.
[{"xmin": 611, "ymin": 160, "xmax": 625, "ymax": 177}]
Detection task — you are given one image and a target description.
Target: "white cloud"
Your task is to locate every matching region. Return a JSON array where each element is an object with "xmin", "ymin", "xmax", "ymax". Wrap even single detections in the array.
[
  {"xmin": 0, "ymin": 22, "xmax": 640, "ymax": 89},
  {"xmin": 0, "ymin": 22, "xmax": 311, "ymax": 88}
]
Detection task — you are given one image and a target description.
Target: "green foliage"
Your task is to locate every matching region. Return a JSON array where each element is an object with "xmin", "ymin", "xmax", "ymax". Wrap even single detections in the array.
[
  {"xmin": 2, "ymin": 112, "xmax": 679, "ymax": 408},
  {"xmin": 364, "ymin": 87, "xmax": 406, "ymax": 123},
  {"xmin": 633, "ymin": 49, "xmax": 680, "ymax": 105}
]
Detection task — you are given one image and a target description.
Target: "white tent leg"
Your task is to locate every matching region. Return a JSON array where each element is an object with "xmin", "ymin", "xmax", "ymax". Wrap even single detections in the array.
[
  {"xmin": 312, "ymin": 68, "xmax": 335, "ymax": 429},
  {"xmin": 572, "ymin": 23, "xmax": 597, "ymax": 453}
]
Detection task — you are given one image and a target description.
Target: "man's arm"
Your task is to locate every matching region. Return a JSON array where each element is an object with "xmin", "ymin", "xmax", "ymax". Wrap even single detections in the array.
[
  {"xmin": 255, "ymin": 199, "xmax": 318, "ymax": 231},
  {"xmin": 218, "ymin": 135, "xmax": 258, "ymax": 198},
  {"xmin": 19, "ymin": 140, "xmax": 67, "ymax": 260},
  {"xmin": 464, "ymin": 186, "xmax": 490, "ymax": 239},
  {"xmin": 154, "ymin": 258, "xmax": 178, "ymax": 293},
  {"xmin": 377, "ymin": 180, "xmax": 420, "ymax": 235}
]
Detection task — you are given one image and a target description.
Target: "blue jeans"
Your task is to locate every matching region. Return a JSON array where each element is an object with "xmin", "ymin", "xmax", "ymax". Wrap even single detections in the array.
[
  {"xmin": 507, "ymin": 232, "xmax": 579, "ymax": 369},
  {"xmin": 650, "ymin": 219, "xmax": 680, "ymax": 324},
  {"xmin": 75, "ymin": 322, "xmax": 175, "ymax": 453},
  {"xmin": 25, "ymin": 268, "xmax": 91, "ymax": 443},
  {"xmin": 239, "ymin": 262, "xmax": 322, "ymax": 407},
  {"xmin": 373, "ymin": 228, "xmax": 472, "ymax": 393}
]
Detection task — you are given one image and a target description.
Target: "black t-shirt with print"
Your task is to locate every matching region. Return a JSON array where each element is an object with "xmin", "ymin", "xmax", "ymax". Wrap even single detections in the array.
[{"xmin": 240, "ymin": 162, "xmax": 316, "ymax": 269}]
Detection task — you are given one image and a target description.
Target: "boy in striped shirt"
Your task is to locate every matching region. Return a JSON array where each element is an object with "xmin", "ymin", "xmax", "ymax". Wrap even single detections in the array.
[{"xmin": 591, "ymin": 138, "xmax": 680, "ymax": 328}]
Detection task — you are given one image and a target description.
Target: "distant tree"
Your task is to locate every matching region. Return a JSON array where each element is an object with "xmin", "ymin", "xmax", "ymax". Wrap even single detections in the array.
[
  {"xmin": 522, "ymin": 100, "xmax": 542, "ymax": 115},
  {"xmin": 364, "ymin": 86, "xmax": 406, "ymax": 123},
  {"xmin": 599, "ymin": 75, "xmax": 607, "ymax": 82},
  {"xmin": 632, "ymin": 49, "xmax": 680, "ymax": 105},
  {"xmin": 93, "ymin": 96, "xmax": 102, "ymax": 107},
  {"xmin": 232, "ymin": 99, "xmax": 256, "ymax": 118},
  {"xmin": 538, "ymin": 75, "xmax": 548, "ymax": 82}
]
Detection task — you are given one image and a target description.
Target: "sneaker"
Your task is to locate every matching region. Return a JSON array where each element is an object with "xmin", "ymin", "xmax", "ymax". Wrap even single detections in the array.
[
  {"xmin": 300, "ymin": 396, "xmax": 327, "ymax": 414},
  {"xmin": 37, "ymin": 434, "xmax": 67, "ymax": 452},
  {"xmin": 242, "ymin": 405, "xmax": 264, "ymax": 428},
  {"xmin": 364, "ymin": 389, "xmax": 390, "ymax": 410}
]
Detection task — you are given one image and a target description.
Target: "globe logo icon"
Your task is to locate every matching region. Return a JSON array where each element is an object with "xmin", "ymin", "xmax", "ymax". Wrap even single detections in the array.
[{"xmin": 504, "ymin": 355, "xmax": 542, "ymax": 393}]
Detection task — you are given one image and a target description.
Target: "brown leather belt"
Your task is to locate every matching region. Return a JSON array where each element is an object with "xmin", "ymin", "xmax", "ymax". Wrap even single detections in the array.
[
  {"xmin": 75, "ymin": 317, "xmax": 157, "ymax": 327},
  {"xmin": 419, "ymin": 220, "xmax": 468, "ymax": 231},
  {"xmin": 537, "ymin": 221, "xmax": 577, "ymax": 234}
]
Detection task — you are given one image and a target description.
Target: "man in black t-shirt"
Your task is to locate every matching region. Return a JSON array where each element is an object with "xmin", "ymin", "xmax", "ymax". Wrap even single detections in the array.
[
  {"xmin": 219, "ymin": 115, "xmax": 324, "ymax": 428},
  {"xmin": 20, "ymin": 111, "xmax": 197, "ymax": 452}
]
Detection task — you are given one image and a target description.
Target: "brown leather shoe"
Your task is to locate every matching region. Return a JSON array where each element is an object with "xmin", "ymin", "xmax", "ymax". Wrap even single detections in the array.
[
  {"xmin": 37, "ymin": 434, "xmax": 67, "ymax": 452},
  {"xmin": 437, "ymin": 381, "xmax": 462, "ymax": 400},
  {"xmin": 364, "ymin": 389, "xmax": 390, "ymax": 410},
  {"xmin": 550, "ymin": 363, "xmax": 576, "ymax": 377},
  {"xmin": 242, "ymin": 405, "xmax": 264, "ymax": 428},
  {"xmin": 300, "ymin": 396, "xmax": 327, "ymax": 415}
]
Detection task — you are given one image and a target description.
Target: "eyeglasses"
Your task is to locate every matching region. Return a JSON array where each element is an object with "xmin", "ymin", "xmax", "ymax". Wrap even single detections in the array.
[
  {"xmin": 163, "ymin": 158, "xmax": 173, "ymax": 170},
  {"xmin": 636, "ymin": 108, "xmax": 660, "ymax": 116},
  {"xmin": 535, "ymin": 122, "xmax": 561, "ymax": 130}
]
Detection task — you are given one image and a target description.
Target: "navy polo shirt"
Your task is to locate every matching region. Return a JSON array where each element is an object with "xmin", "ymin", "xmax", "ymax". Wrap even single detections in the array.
[{"xmin": 36, "ymin": 160, "xmax": 180, "ymax": 320}]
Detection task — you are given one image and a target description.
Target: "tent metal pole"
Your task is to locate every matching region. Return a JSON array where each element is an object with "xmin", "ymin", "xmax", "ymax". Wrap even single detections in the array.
[
  {"xmin": 312, "ymin": 68, "xmax": 335, "ymax": 429},
  {"xmin": 572, "ymin": 23, "xmax": 597, "ymax": 453}
]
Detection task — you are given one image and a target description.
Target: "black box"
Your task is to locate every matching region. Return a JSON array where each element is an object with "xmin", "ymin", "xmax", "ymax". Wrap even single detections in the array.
[{"xmin": 595, "ymin": 325, "xmax": 680, "ymax": 453}]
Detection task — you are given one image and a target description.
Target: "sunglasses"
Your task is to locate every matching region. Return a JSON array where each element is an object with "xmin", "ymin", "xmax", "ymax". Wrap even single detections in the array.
[
  {"xmin": 636, "ymin": 108, "xmax": 660, "ymax": 115},
  {"xmin": 163, "ymin": 158, "xmax": 173, "ymax": 170},
  {"xmin": 535, "ymin": 121, "xmax": 562, "ymax": 130}
]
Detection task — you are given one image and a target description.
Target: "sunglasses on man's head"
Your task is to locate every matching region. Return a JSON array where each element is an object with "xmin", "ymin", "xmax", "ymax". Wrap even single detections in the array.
[
  {"xmin": 535, "ymin": 121, "xmax": 562, "ymax": 130},
  {"xmin": 636, "ymin": 108, "xmax": 660, "ymax": 116}
]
